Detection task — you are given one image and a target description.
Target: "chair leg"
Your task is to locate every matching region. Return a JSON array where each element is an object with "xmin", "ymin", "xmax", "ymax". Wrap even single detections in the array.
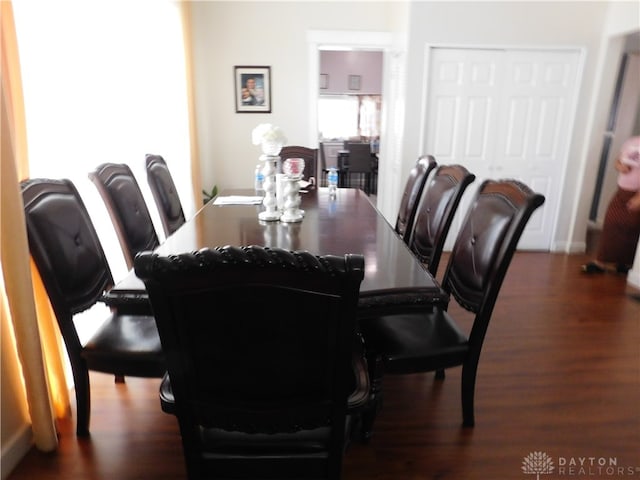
[
  {"xmin": 71, "ymin": 363, "xmax": 91, "ymax": 436},
  {"xmin": 114, "ymin": 374, "xmax": 125, "ymax": 383},
  {"xmin": 461, "ymin": 363, "xmax": 477, "ymax": 427},
  {"xmin": 360, "ymin": 354, "xmax": 384, "ymax": 443},
  {"xmin": 435, "ymin": 369, "xmax": 445, "ymax": 380}
]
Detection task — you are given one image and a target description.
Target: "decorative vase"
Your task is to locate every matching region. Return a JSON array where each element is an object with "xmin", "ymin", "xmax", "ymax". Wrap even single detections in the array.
[
  {"xmin": 261, "ymin": 141, "xmax": 283, "ymax": 156},
  {"xmin": 258, "ymin": 154, "xmax": 282, "ymax": 222},
  {"xmin": 280, "ymin": 175, "xmax": 303, "ymax": 223},
  {"xmin": 280, "ymin": 158, "xmax": 305, "ymax": 222}
]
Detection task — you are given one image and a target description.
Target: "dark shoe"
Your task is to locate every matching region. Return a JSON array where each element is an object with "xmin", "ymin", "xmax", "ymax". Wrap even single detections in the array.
[
  {"xmin": 582, "ymin": 262, "xmax": 605, "ymax": 274},
  {"xmin": 616, "ymin": 264, "xmax": 630, "ymax": 274}
]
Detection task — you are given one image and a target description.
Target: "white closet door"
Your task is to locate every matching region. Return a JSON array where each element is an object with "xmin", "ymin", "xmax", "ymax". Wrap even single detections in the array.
[{"xmin": 425, "ymin": 47, "xmax": 581, "ymax": 250}]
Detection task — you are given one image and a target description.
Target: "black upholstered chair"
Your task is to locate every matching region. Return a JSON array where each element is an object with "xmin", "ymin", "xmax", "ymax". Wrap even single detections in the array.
[
  {"xmin": 145, "ymin": 154, "xmax": 186, "ymax": 238},
  {"xmin": 279, "ymin": 145, "xmax": 319, "ymax": 184},
  {"xmin": 319, "ymin": 141, "xmax": 345, "ymax": 186},
  {"xmin": 342, "ymin": 141, "xmax": 374, "ymax": 194},
  {"xmin": 89, "ymin": 162, "xmax": 160, "ymax": 269},
  {"xmin": 407, "ymin": 164, "xmax": 476, "ymax": 277},
  {"xmin": 394, "ymin": 155, "xmax": 437, "ymax": 244},
  {"xmin": 359, "ymin": 179, "xmax": 544, "ymax": 438},
  {"xmin": 134, "ymin": 245, "xmax": 368, "ymax": 480},
  {"xmin": 21, "ymin": 178, "xmax": 165, "ymax": 436}
]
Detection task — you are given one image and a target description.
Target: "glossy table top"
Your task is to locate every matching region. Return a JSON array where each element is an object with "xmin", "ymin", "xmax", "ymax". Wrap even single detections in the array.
[{"xmin": 106, "ymin": 187, "xmax": 447, "ymax": 315}]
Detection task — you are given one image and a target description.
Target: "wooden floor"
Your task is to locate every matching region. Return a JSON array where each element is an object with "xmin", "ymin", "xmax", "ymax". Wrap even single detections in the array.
[{"xmin": 8, "ymin": 252, "xmax": 640, "ymax": 479}]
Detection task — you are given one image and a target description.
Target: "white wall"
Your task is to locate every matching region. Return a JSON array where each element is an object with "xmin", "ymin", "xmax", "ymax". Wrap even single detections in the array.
[
  {"xmin": 189, "ymin": 1, "xmax": 639, "ymax": 255},
  {"xmin": 189, "ymin": 1, "xmax": 393, "ymax": 194}
]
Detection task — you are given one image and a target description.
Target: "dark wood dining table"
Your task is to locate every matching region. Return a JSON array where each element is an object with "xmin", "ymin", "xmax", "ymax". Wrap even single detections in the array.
[{"xmin": 103, "ymin": 187, "xmax": 448, "ymax": 317}]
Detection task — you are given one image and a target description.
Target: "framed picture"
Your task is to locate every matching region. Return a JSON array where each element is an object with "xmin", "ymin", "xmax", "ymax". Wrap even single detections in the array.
[
  {"xmin": 235, "ymin": 66, "xmax": 271, "ymax": 113},
  {"xmin": 320, "ymin": 73, "xmax": 329, "ymax": 89},
  {"xmin": 348, "ymin": 74, "xmax": 361, "ymax": 91}
]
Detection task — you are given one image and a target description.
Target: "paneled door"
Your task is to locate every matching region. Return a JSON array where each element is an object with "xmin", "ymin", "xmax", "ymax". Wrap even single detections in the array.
[{"xmin": 424, "ymin": 47, "xmax": 581, "ymax": 250}]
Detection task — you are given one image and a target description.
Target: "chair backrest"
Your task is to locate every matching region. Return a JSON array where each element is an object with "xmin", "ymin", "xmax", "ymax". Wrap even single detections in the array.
[
  {"xmin": 89, "ymin": 162, "xmax": 160, "ymax": 269},
  {"xmin": 134, "ymin": 245, "xmax": 365, "ymax": 479},
  {"xmin": 407, "ymin": 164, "xmax": 476, "ymax": 277},
  {"xmin": 145, "ymin": 154, "xmax": 186, "ymax": 237},
  {"xmin": 319, "ymin": 141, "xmax": 344, "ymax": 171},
  {"xmin": 343, "ymin": 141, "xmax": 373, "ymax": 173},
  {"xmin": 443, "ymin": 178, "xmax": 545, "ymax": 342},
  {"xmin": 279, "ymin": 145, "xmax": 318, "ymax": 182},
  {"xmin": 21, "ymin": 178, "xmax": 114, "ymax": 348},
  {"xmin": 394, "ymin": 155, "xmax": 437, "ymax": 242}
]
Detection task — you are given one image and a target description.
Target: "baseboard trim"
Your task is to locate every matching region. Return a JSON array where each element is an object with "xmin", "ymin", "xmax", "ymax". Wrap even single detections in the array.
[
  {"xmin": 1, "ymin": 424, "xmax": 33, "ymax": 480},
  {"xmin": 627, "ymin": 268, "xmax": 640, "ymax": 291},
  {"xmin": 551, "ymin": 241, "xmax": 586, "ymax": 254}
]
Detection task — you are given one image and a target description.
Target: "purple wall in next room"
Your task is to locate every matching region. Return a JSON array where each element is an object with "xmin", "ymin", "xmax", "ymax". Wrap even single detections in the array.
[{"xmin": 319, "ymin": 50, "xmax": 382, "ymax": 95}]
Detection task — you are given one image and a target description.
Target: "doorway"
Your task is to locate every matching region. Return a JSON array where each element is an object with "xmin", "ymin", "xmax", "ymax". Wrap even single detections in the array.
[
  {"xmin": 317, "ymin": 49, "xmax": 382, "ymax": 192},
  {"xmin": 589, "ymin": 50, "xmax": 640, "ymax": 225},
  {"xmin": 307, "ymin": 30, "xmax": 395, "ymax": 203}
]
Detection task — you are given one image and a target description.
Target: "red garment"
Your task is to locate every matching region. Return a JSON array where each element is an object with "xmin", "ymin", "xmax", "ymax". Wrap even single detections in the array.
[{"xmin": 597, "ymin": 188, "xmax": 640, "ymax": 266}]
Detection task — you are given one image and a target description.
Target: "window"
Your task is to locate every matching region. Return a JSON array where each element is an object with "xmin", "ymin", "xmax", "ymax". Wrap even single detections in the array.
[
  {"xmin": 13, "ymin": 0, "xmax": 192, "ymax": 282},
  {"xmin": 318, "ymin": 95, "xmax": 359, "ymax": 140},
  {"xmin": 318, "ymin": 94, "xmax": 381, "ymax": 141}
]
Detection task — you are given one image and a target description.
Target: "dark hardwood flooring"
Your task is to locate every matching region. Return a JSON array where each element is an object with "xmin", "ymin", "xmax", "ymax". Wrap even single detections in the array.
[{"xmin": 8, "ymin": 252, "xmax": 640, "ymax": 479}]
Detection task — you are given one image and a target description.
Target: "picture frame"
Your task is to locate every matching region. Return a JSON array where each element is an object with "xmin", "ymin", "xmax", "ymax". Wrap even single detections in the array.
[
  {"xmin": 348, "ymin": 74, "xmax": 361, "ymax": 91},
  {"xmin": 320, "ymin": 73, "xmax": 329, "ymax": 89},
  {"xmin": 235, "ymin": 66, "xmax": 271, "ymax": 113}
]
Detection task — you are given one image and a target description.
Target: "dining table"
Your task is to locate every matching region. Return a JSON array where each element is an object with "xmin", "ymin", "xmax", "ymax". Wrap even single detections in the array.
[{"xmin": 102, "ymin": 187, "xmax": 448, "ymax": 317}]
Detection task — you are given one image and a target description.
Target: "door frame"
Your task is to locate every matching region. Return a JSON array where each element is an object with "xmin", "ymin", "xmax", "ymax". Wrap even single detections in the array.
[
  {"xmin": 306, "ymin": 31, "xmax": 392, "ymax": 146},
  {"xmin": 307, "ymin": 30, "xmax": 407, "ymax": 220},
  {"xmin": 590, "ymin": 52, "xmax": 640, "ymax": 225}
]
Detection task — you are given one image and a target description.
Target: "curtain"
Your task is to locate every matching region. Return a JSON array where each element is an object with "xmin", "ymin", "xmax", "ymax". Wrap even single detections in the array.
[
  {"xmin": 1, "ymin": 0, "xmax": 60, "ymax": 452},
  {"xmin": 358, "ymin": 95, "xmax": 381, "ymax": 140},
  {"xmin": 180, "ymin": 0, "xmax": 203, "ymax": 211},
  {"xmin": 1, "ymin": 0, "xmax": 200, "ymax": 453}
]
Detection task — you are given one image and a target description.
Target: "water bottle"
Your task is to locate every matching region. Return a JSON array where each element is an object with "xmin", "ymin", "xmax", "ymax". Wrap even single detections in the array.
[
  {"xmin": 328, "ymin": 167, "xmax": 338, "ymax": 196},
  {"xmin": 254, "ymin": 164, "xmax": 264, "ymax": 192}
]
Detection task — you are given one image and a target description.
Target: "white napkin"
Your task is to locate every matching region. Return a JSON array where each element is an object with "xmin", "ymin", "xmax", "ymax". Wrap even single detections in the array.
[{"xmin": 213, "ymin": 195, "xmax": 264, "ymax": 205}]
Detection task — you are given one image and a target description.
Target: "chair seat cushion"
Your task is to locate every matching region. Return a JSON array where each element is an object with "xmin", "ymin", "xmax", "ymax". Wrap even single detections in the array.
[
  {"xmin": 81, "ymin": 313, "xmax": 165, "ymax": 377},
  {"xmin": 360, "ymin": 309, "xmax": 469, "ymax": 374}
]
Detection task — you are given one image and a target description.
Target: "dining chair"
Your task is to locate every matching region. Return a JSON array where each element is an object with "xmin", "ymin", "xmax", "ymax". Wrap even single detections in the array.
[
  {"xmin": 407, "ymin": 164, "xmax": 476, "ymax": 277},
  {"xmin": 89, "ymin": 162, "xmax": 160, "ymax": 270},
  {"xmin": 21, "ymin": 178, "xmax": 166, "ymax": 436},
  {"xmin": 319, "ymin": 141, "xmax": 345, "ymax": 186},
  {"xmin": 394, "ymin": 155, "xmax": 438, "ymax": 244},
  {"xmin": 279, "ymin": 145, "xmax": 318, "ymax": 184},
  {"xmin": 359, "ymin": 179, "xmax": 545, "ymax": 439},
  {"xmin": 145, "ymin": 154, "xmax": 186, "ymax": 238},
  {"xmin": 134, "ymin": 245, "xmax": 369, "ymax": 480},
  {"xmin": 342, "ymin": 141, "xmax": 374, "ymax": 194}
]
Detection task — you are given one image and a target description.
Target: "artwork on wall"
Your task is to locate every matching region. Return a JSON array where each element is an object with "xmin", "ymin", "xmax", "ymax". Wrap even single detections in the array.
[
  {"xmin": 320, "ymin": 73, "xmax": 329, "ymax": 89},
  {"xmin": 235, "ymin": 66, "xmax": 271, "ymax": 113},
  {"xmin": 348, "ymin": 74, "xmax": 361, "ymax": 91}
]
